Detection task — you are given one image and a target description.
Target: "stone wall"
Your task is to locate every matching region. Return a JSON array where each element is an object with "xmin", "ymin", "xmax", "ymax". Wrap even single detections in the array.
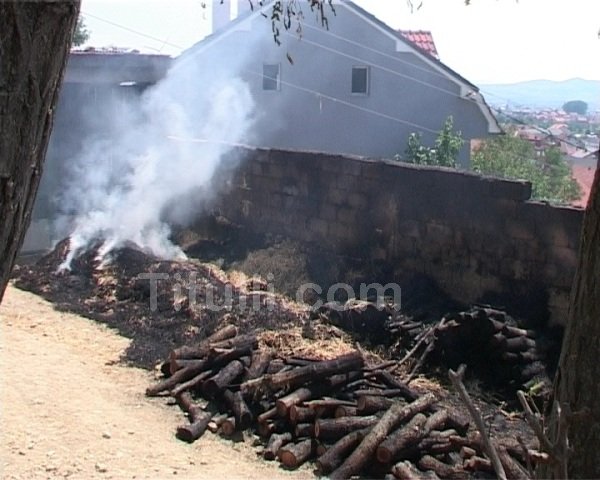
[{"xmin": 214, "ymin": 147, "xmax": 584, "ymax": 326}]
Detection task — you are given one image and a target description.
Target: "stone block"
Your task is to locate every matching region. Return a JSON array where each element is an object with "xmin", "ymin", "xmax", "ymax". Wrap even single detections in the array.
[
  {"xmin": 328, "ymin": 188, "xmax": 347, "ymax": 206},
  {"xmin": 266, "ymin": 163, "xmax": 285, "ymax": 178},
  {"xmin": 490, "ymin": 178, "xmax": 532, "ymax": 201},
  {"xmin": 505, "ymin": 219, "xmax": 536, "ymax": 241},
  {"xmin": 336, "ymin": 174, "xmax": 359, "ymax": 191},
  {"xmin": 337, "ymin": 207, "xmax": 358, "ymax": 224},
  {"xmin": 307, "ymin": 218, "xmax": 329, "ymax": 238},
  {"xmin": 340, "ymin": 160, "xmax": 362, "ymax": 177},
  {"xmin": 319, "ymin": 204, "xmax": 337, "ymax": 222},
  {"xmin": 549, "ymin": 246, "xmax": 578, "ymax": 270},
  {"xmin": 347, "ymin": 192, "xmax": 368, "ymax": 209}
]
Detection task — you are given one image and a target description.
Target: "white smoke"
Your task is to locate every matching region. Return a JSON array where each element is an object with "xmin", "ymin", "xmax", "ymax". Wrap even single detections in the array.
[{"xmin": 58, "ymin": 39, "xmax": 258, "ymax": 269}]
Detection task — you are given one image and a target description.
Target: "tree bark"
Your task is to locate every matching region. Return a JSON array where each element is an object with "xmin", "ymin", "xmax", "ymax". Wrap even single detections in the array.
[
  {"xmin": 0, "ymin": 1, "xmax": 80, "ymax": 302},
  {"xmin": 542, "ymin": 157, "xmax": 600, "ymax": 478}
]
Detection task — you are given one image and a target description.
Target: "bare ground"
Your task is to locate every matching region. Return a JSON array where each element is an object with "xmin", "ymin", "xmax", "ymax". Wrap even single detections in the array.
[{"xmin": 0, "ymin": 284, "xmax": 312, "ymax": 480}]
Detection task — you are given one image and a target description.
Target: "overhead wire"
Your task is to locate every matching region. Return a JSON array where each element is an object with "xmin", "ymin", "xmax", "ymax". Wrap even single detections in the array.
[
  {"xmin": 81, "ymin": 11, "xmax": 186, "ymax": 52},
  {"xmin": 81, "ymin": 7, "xmax": 591, "ymax": 154}
]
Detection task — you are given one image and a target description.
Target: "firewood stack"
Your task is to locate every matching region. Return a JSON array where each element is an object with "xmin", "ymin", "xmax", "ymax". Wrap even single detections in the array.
[
  {"xmin": 148, "ymin": 324, "xmax": 534, "ymax": 478},
  {"xmin": 431, "ymin": 307, "xmax": 548, "ymax": 391}
]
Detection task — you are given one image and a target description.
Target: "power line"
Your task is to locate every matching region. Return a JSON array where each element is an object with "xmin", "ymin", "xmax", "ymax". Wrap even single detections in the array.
[
  {"xmin": 244, "ymin": 67, "xmax": 440, "ymax": 134},
  {"xmin": 82, "ymin": 7, "xmax": 589, "ymax": 155},
  {"xmin": 81, "ymin": 11, "xmax": 186, "ymax": 52}
]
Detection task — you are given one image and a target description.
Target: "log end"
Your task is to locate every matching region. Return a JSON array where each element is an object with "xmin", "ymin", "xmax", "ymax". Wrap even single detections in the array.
[
  {"xmin": 278, "ymin": 450, "xmax": 299, "ymax": 469},
  {"xmin": 376, "ymin": 446, "xmax": 392, "ymax": 465},
  {"xmin": 175, "ymin": 425, "xmax": 197, "ymax": 443},
  {"xmin": 220, "ymin": 418, "xmax": 236, "ymax": 437}
]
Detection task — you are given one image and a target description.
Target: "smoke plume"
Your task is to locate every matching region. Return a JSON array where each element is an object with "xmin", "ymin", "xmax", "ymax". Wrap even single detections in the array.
[{"xmin": 59, "ymin": 39, "xmax": 258, "ymax": 269}]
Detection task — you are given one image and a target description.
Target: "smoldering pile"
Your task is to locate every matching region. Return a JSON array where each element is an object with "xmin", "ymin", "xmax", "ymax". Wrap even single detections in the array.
[
  {"xmin": 11, "ymin": 237, "xmax": 553, "ymax": 478},
  {"xmin": 12, "ymin": 237, "xmax": 310, "ymax": 368}
]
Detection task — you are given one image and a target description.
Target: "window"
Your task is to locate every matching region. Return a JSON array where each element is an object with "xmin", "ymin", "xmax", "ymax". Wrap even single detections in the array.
[
  {"xmin": 263, "ymin": 63, "xmax": 281, "ymax": 91},
  {"xmin": 351, "ymin": 66, "xmax": 369, "ymax": 95}
]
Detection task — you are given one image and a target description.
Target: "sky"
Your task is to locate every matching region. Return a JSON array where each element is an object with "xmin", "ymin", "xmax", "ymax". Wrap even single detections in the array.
[{"xmin": 80, "ymin": 0, "xmax": 600, "ymax": 84}]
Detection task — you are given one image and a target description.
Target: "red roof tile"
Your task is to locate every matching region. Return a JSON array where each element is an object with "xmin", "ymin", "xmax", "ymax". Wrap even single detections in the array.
[
  {"xmin": 398, "ymin": 30, "xmax": 440, "ymax": 59},
  {"xmin": 572, "ymin": 165, "xmax": 597, "ymax": 208}
]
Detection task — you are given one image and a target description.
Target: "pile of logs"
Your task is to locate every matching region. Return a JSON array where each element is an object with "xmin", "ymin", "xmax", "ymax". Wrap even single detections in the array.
[
  {"xmin": 431, "ymin": 307, "xmax": 548, "ymax": 390},
  {"xmin": 148, "ymin": 324, "xmax": 533, "ymax": 478}
]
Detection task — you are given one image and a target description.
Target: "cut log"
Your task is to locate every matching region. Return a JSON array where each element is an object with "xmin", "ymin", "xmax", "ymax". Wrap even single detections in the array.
[
  {"xmin": 169, "ymin": 358, "xmax": 205, "ymax": 375},
  {"xmin": 257, "ymin": 420, "xmax": 285, "ymax": 437},
  {"xmin": 423, "ymin": 409, "xmax": 450, "ymax": 434},
  {"xmin": 243, "ymin": 350, "xmax": 272, "ymax": 382},
  {"xmin": 202, "ymin": 360, "xmax": 245, "ymax": 398},
  {"xmin": 371, "ymin": 370, "xmax": 419, "ymax": 401},
  {"xmin": 170, "ymin": 370, "xmax": 214, "ymax": 397},
  {"xmin": 220, "ymin": 416, "xmax": 236, "ymax": 437},
  {"xmin": 444, "ymin": 409, "xmax": 470, "ymax": 435},
  {"xmin": 357, "ymin": 395, "xmax": 393, "ymax": 415},
  {"xmin": 176, "ymin": 411, "xmax": 212, "ymax": 443},
  {"xmin": 295, "ymin": 423, "xmax": 315, "ymax": 438},
  {"xmin": 353, "ymin": 389, "xmax": 407, "ymax": 398},
  {"xmin": 325, "ymin": 370, "xmax": 364, "ymax": 389},
  {"xmin": 149, "ymin": 343, "xmax": 253, "ymax": 396},
  {"xmin": 497, "ymin": 445, "xmax": 529, "ymax": 480},
  {"xmin": 223, "ymin": 389, "xmax": 252, "ymax": 430},
  {"xmin": 276, "ymin": 387, "xmax": 316, "ymax": 417},
  {"xmin": 520, "ymin": 349, "xmax": 544, "ymax": 363},
  {"xmin": 257, "ymin": 406, "xmax": 278, "ymax": 424},
  {"xmin": 335, "ymin": 406, "xmax": 357, "ymax": 418},
  {"xmin": 304, "ymin": 398, "xmax": 356, "ymax": 409},
  {"xmin": 207, "ymin": 413, "xmax": 228, "ymax": 433},
  {"xmin": 289, "ymin": 406, "xmax": 316, "ymax": 425},
  {"xmin": 464, "ymin": 456, "xmax": 493, "ymax": 472},
  {"xmin": 459, "ymin": 446, "xmax": 477, "ymax": 459},
  {"xmin": 241, "ymin": 351, "xmax": 364, "ymax": 397},
  {"xmin": 315, "ymin": 415, "xmax": 379, "ymax": 441},
  {"xmin": 170, "ymin": 325, "xmax": 238, "ymax": 360},
  {"xmin": 376, "ymin": 413, "xmax": 427, "ymax": 463},
  {"xmin": 329, "ymin": 393, "xmax": 436, "ymax": 479},
  {"xmin": 391, "ymin": 461, "xmax": 427, "ymax": 480},
  {"xmin": 266, "ymin": 359, "xmax": 286, "ymax": 374},
  {"xmin": 418, "ymin": 455, "xmax": 468, "ymax": 480},
  {"xmin": 505, "ymin": 335, "xmax": 537, "ymax": 352},
  {"xmin": 316, "ymin": 429, "xmax": 367, "ymax": 474},
  {"xmin": 278, "ymin": 438, "xmax": 314, "ymax": 469},
  {"xmin": 174, "ymin": 392, "xmax": 211, "ymax": 443},
  {"xmin": 315, "ymin": 441, "xmax": 328, "ymax": 457},
  {"xmin": 264, "ymin": 432, "xmax": 293, "ymax": 461},
  {"xmin": 147, "ymin": 360, "xmax": 210, "ymax": 397},
  {"xmin": 285, "ymin": 357, "xmax": 318, "ymax": 367}
]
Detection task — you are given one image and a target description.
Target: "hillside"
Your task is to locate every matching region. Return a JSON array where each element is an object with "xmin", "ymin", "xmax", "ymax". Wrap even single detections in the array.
[{"xmin": 480, "ymin": 78, "xmax": 600, "ymax": 110}]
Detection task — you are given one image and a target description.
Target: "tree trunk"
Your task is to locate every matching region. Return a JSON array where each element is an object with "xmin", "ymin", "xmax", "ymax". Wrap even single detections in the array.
[
  {"xmin": 0, "ymin": 1, "xmax": 80, "ymax": 302},
  {"xmin": 542, "ymin": 159, "xmax": 600, "ymax": 478}
]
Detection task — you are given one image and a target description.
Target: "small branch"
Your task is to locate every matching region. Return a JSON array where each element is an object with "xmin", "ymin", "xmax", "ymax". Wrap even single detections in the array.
[
  {"xmin": 517, "ymin": 435, "xmax": 534, "ymax": 478},
  {"xmin": 392, "ymin": 317, "xmax": 445, "ymax": 373},
  {"xmin": 516, "ymin": 390, "xmax": 556, "ymax": 456},
  {"xmin": 449, "ymin": 364, "xmax": 508, "ymax": 480}
]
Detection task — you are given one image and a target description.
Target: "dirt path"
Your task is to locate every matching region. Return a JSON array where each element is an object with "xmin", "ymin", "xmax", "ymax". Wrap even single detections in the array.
[{"xmin": 0, "ymin": 284, "xmax": 311, "ymax": 480}]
